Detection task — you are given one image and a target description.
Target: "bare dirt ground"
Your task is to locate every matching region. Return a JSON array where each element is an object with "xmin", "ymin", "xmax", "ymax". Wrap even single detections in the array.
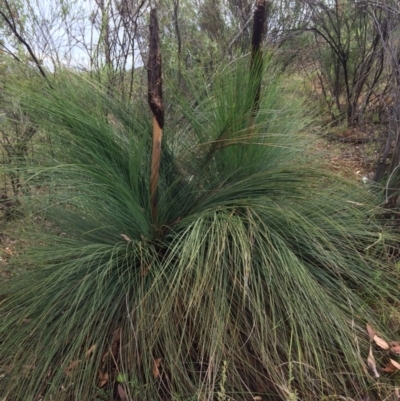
[
  {"xmin": 0, "ymin": 230, "xmax": 19, "ymax": 279},
  {"xmin": 316, "ymin": 124, "xmax": 384, "ymax": 181}
]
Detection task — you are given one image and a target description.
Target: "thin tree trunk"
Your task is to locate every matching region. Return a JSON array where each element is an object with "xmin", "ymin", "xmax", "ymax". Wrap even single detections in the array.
[
  {"xmin": 249, "ymin": 0, "xmax": 268, "ymax": 127},
  {"xmin": 173, "ymin": 0, "xmax": 182, "ymax": 84},
  {"xmin": 148, "ymin": 8, "xmax": 164, "ymax": 222}
]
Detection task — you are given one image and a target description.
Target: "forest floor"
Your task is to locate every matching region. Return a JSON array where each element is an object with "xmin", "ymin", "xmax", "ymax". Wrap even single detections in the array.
[{"xmin": 317, "ymin": 124, "xmax": 383, "ymax": 180}]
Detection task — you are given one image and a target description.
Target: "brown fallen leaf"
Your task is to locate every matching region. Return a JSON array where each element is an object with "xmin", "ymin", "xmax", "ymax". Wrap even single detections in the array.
[
  {"xmin": 361, "ymin": 393, "xmax": 370, "ymax": 401},
  {"xmin": 367, "ymin": 347, "xmax": 380, "ymax": 378},
  {"xmin": 101, "ymin": 350, "xmax": 109, "ymax": 363},
  {"xmin": 112, "ymin": 328, "xmax": 121, "ymax": 342},
  {"xmin": 382, "ymin": 361, "xmax": 397, "ymax": 373},
  {"xmin": 366, "ymin": 324, "xmax": 376, "ymax": 342},
  {"xmin": 98, "ymin": 370, "xmax": 109, "ymax": 387},
  {"xmin": 390, "ymin": 342, "xmax": 400, "ymax": 355},
  {"xmin": 111, "ymin": 328, "xmax": 121, "ymax": 357},
  {"xmin": 381, "ymin": 359, "xmax": 400, "ymax": 373},
  {"xmin": 35, "ymin": 392, "xmax": 43, "ymax": 401},
  {"xmin": 4, "ymin": 247, "xmax": 14, "ymax": 256},
  {"xmin": 141, "ymin": 265, "xmax": 151, "ymax": 277},
  {"xmin": 121, "ymin": 234, "xmax": 131, "ymax": 242},
  {"xmin": 253, "ymin": 397, "xmax": 262, "ymax": 401},
  {"xmin": 65, "ymin": 359, "xmax": 81, "ymax": 376},
  {"xmin": 373, "ymin": 334, "xmax": 390, "ymax": 350},
  {"xmin": 85, "ymin": 344, "xmax": 96, "ymax": 357},
  {"xmin": 117, "ymin": 384, "xmax": 128, "ymax": 401},
  {"xmin": 153, "ymin": 358, "xmax": 162, "ymax": 379}
]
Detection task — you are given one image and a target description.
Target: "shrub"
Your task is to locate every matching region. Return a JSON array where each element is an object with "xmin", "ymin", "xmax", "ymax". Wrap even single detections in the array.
[{"xmin": 0, "ymin": 59, "xmax": 398, "ymax": 401}]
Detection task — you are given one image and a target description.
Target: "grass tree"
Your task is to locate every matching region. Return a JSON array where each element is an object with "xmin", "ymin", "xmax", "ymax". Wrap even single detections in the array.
[{"xmin": 0, "ymin": 3, "xmax": 400, "ymax": 401}]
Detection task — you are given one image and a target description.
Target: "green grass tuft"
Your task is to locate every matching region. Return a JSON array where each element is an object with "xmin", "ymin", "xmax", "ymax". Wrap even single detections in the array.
[{"xmin": 0, "ymin": 59, "xmax": 399, "ymax": 401}]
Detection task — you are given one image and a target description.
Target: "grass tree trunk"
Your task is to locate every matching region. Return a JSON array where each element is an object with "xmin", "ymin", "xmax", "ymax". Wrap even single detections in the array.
[
  {"xmin": 249, "ymin": 0, "xmax": 269, "ymax": 127},
  {"xmin": 147, "ymin": 8, "xmax": 164, "ymax": 223}
]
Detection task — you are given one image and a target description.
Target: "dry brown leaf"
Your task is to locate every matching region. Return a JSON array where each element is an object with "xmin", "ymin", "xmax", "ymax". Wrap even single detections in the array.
[
  {"xmin": 101, "ymin": 350, "xmax": 109, "ymax": 363},
  {"xmin": 121, "ymin": 234, "xmax": 131, "ymax": 242},
  {"xmin": 98, "ymin": 370, "xmax": 109, "ymax": 387},
  {"xmin": 141, "ymin": 265, "xmax": 150, "ymax": 277},
  {"xmin": 117, "ymin": 384, "xmax": 128, "ymax": 401},
  {"xmin": 4, "ymin": 247, "xmax": 14, "ymax": 256},
  {"xmin": 373, "ymin": 334, "xmax": 390, "ymax": 350},
  {"xmin": 390, "ymin": 342, "xmax": 400, "ymax": 355},
  {"xmin": 367, "ymin": 347, "xmax": 380, "ymax": 378},
  {"xmin": 366, "ymin": 324, "xmax": 376, "ymax": 342},
  {"xmin": 112, "ymin": 328, "xmax": 121, "ymax": 343},
  {"xmin": 381, "ymin": 359, "xmax": 400, "ymax": 373},
  {"xmin": 153, "ymin": 358, "xmax": 162, "ymax": 379},
  {"xmin": 253, "ymin": 397, "xmax": 262, "ymax": 401},
  {"xmin": 382, "ymin": 361, "xmax": 398, "ymax": 373},
  {"xmin": 111, "ymin": 328, "xmax": 121, "ymax": 357},
  {"xmin": 65, "ymin": 360, "xmax": 81, "ymax": 376},
  {"xmin": 85, "ymin": 344, "xmax": 96, "ymax": 357},
  {"xmin": 101, "ymin": 328, "xmax": 121, "ymax": 362}
]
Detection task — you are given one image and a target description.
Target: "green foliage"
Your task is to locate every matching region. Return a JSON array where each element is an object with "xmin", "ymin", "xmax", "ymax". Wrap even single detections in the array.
[{"xmin": 0, "ymin": 57, "xmax": 399, "ymax": 401}]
